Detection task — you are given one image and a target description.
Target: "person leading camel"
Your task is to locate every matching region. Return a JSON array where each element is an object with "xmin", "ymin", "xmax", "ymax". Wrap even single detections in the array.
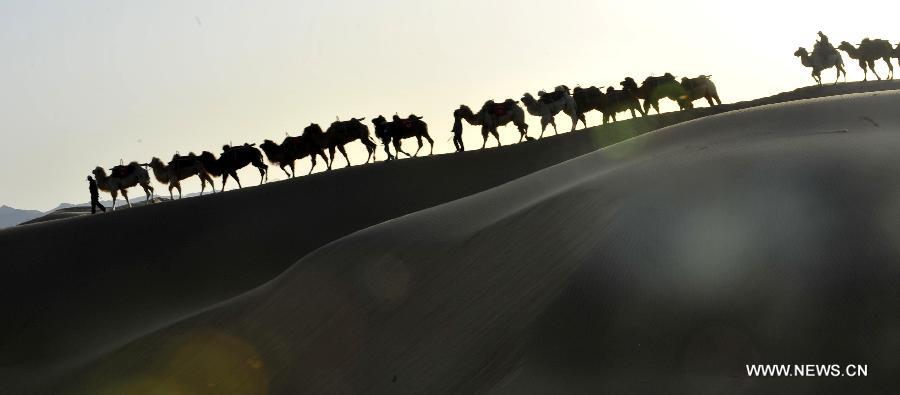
[
  {"xmin": 87, "ymin": 176, "xmax": 106, "ymax": 214},
  {"xmin": 451, "ymin": 109, "xmax": 464, "ymax": 152}
]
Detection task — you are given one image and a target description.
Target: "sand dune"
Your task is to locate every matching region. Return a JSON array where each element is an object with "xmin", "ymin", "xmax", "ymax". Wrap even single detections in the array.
[{"xmin": 2, "ymin": 84, "xmax": 900, "ymax": 393}]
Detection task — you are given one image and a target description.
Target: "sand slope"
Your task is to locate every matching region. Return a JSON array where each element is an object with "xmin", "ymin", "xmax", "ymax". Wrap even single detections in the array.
[
  {"xmin": 49, "ymin": 91, "xmax": 900, "ymax": 393},
  {"xmin": 2, "ymin": 82, "xmax": 900, "ymax": 392}
]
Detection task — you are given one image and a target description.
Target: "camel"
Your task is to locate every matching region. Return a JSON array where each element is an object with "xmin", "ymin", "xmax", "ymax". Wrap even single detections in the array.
[
  {"xmin": 91, "ymin": 161, "xmax": 154, "ymax": 210},
  {"xmin": 455, "ymin": 99, "xmax": 529, "ymax": 149},
  {"xmin": 198, "ymin": 143, "xmax": 268, "ymax": 191},
  {"xmin": 572, "ymin": 86, "xmax": 645, "ymax": 126},
  {"xmin": 372, "ymin": 114, "xmax": 434, "ymax": 159},
  {"xmin": 572, "ymin": 86, "xmax": 605, "ymax": 127},
  {"xmin": 837, "ymin": 39, "xmax": 894, "ymax": 81},
  {"xmin": 301, "ymin": 118, "xmax": 377, "ymax": 169},
  {"xmin": 260, "ymin": 135, "xmax": 328, "ymax": 177},
  {"xmin": 149, "ymin": 153, "xmax": 216, "ymax": 199},
  {"xmin": 794, "ymin": 46, "xmax": 846, "ymax": 85},
  {"xmin": 622, "ymin": 74, "xmax": 688, "ymax": 115},
  {"xmin": 677, "ymin": 75, "xmax": 722, "ymax": 110},
  {"xmin": 600, "ymin": 87, "xmax": 645, "ymax": 123},
  {"xmin": 520, "ymin": 85, "xmax": 578, "ymax": 137}
]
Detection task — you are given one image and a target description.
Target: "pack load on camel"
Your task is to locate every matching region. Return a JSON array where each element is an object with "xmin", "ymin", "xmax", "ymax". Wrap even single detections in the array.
[
  {"xmin": 110, "ymin": 162, "xmax": 142, "ymax": 178},
  {"xmin": 484, "ymin": 99, "xmax": 517, "ymax": 117},
  {"xmin": 538, "ymin": 89, "xmax": 565, "ymax": 104}
]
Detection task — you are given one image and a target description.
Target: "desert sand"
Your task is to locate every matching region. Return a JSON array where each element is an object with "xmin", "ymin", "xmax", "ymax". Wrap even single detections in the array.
[{"xmin": 2, "ymin": 83, "xmax": 899, "ymax": 393}]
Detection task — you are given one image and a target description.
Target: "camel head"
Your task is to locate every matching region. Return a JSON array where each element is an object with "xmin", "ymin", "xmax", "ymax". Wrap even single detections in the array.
[
  {"xmin": 572, "ymin": 86, "xmax": 583, "ymax": 94},
  {"xmin": 837, "ymin": 41, "xmax": 854, "ymax": 52},
  {"xmin": 372, "ymin": 115, "xmax": 387, "ymax": 126},
  {"xmin": 555, "ymin": 85, "xmax": 570, "ymax": 93},
  {"xmin": 457, "ymin": 105, "xmax": 473, "ymax": 117},
  {"xmin": 92, "ymin": 166, "xmax": 106, "ymax": 180},
  {"xmin": 260, "ymin": 139, "xmax": 283, "ymax": 164},
  {"xmin": 621, "ymin": 77, "xmax": 638, "ymax": 91},
  {"xmin": 521, "ymin": 92, "xmax": 536, "ymax": 103},
  {"xmin": 793, "ymin": 47, "xmax": 808, "ymax": 58},
  {"xmin": 148, "ymin": 157, "xmax": 169, "ymax": 183}
]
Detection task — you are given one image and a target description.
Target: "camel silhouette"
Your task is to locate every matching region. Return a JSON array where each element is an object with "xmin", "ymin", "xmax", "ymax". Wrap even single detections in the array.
[
  {"xmin": 677, "ymin": 75, "xmax": 722, "ymax": 110},
  {"xmin": 198, "ymin": 144, "xmax": 268, "ymax": 191},
  {"xmin": 149, "ymin": 153, "xmax": 216, "ymax": 199},
  {"xmin": 622, "ymin": 74, "xmax": 687, "ymax": 115},
  {"xmin": 795, "ymin": 34, "xmax": 847, "ymax": 86},
  {"xmin": 301, "ymin": 119, "xmax": 377, "ymax": 169},
  {"xmin": 838, "ymin": 39, "xmax": 894, "ymax": 81},
  {"xmin": 91, "ymin": 162, "xmax": 154, "ymax": 210},
  {"xmin": 455, "ymin": 100, "xmax": 529, "ymax": 149},
  {"xmin": 372, "ymin": 114, "xmax": 434, "ymax": 159},
  {"xmin": 520, "ymin": 85, "xmax": 578, "ymax": 137},
  {"xmin": 260, "ymin": 135, "xmax": 328, "ymax": 177}
]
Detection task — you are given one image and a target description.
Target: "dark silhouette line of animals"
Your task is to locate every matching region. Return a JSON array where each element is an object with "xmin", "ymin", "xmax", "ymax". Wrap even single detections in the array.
[{"xmin": 90, "ymin": 31, "xmax": 900, "ymax": 207}]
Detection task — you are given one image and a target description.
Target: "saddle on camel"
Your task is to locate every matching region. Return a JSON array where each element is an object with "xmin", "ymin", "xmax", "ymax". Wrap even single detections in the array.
[
  {"xmin": 392, "ymin": 114, "xmax": 424, "ymax": 129},
  {"xmin": 110, "ymin": 162, "xmax": 142, "ymax": 178},
  {"xmin": 537, "ymin": 89, "xmax": 565, "ymax": 104},
  {"xmin": 483, "ymin": 99, "xmax": 517, "ymax": 117}
]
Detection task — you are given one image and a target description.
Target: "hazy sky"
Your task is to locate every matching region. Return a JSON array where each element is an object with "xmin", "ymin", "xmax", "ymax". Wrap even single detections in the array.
[{"xmin": 1, "ymin": 0, "xmax": 897, "ymax": 210}]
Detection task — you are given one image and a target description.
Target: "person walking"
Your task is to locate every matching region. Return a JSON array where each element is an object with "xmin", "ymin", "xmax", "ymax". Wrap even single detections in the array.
[{"xmin": 87, "ymin": 176, "xmax": 106, "ymax": 214}]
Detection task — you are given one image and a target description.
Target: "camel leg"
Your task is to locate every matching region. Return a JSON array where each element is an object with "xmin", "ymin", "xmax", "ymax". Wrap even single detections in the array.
[
  {"xmin": 539, "ymin": 118, "xmax": 549, "ymax": 139},
  {"xmin": 569, "ymin": 113, "xmax": 578, "ymax": 132},
  {"xmin": 327, "ymin": 147, "xmax": 336, "ymax": 170},
  {"xmin": 289, "ymin": 162, "xmax": 296, "ymax": 178},
  {"xmin": 206, "ymin": 175, "xmax": 216, "ymax": 193},
  {"xmin": 366, "ymin": 141, "xmax": 376, "ymax": 163},
  {"xmin": 110, "ymin": 191, "xmax": 118, "ymax": 211},
  {"xmin": 232, "ymin": 172, "xmax": 242, "ymax": 189},
  {"xmin": 222, "ymin": 173, "xmax": 229, "ymax": 191},
  {"xmin": 338, "ymin": 146, "xmax": 351, "ymax": 167},
  {"xmin": 394, "ymin": 140, "xmax": 410, "ymax": 157},
  {"xmin": 308, "ymin": 156, "xmax": 317, "ymax": 175},
  {"xmin": 122, "ymin": 189, "xmax": 132, "ymax": 208},
  {"xmin": 869, "ymin": 60, "xmax": 881, "ymax": 80},
  {"xmin": 177, "ymin": 184, "xmax": 183, "ymax": 199},
  {"xmin": 280, "ymin": 165, "xmax": 291, "ymax": 178},
  {"xmin": 481, "ymin": 127, "xmax": 489, "ymax": 149},
  {"xmin": 413, "ymin": 137, "xmax": 423, "ymax": 157},
  {"xmin": 168, "ymin": 185, "xmax": 174, "ymax": 200},
  {"xmin": 258, "ymin": 167, "xmax": 266, "ymax": 185},
  {"xmin": 551, "ymin": 118, "xmax": 558, "ymax": 135},
  {"xmin": 382, "ymin": 141, "xmax": 393, "ymax": 160},
  {"xmin": 884, "ymin": 58, "xmax": 894, "ymax": 79},
  {"xmin": 577, "ymin": 113, "xmax": 587, "ymax": 128},
  {"xmin": 492, "ymin": 128, "xmax": 501, "ymax": 147},
  {"xmin": 425, "ymin": 133, "xmax": 434, "ymax": 155}
]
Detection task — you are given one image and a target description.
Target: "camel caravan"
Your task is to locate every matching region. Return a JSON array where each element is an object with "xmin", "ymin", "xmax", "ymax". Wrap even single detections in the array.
[
  {"xmin": 794, "ymin": 31, "xmax": 899, "ymax": 85},
  {"xmin": 90, "ymin": 31, "xmax": 893, "ymax": 209}
]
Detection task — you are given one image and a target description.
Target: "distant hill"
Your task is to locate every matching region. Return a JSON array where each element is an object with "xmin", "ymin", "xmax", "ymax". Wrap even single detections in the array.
[{"xmin": 0, "ymin": 205, "xmax": 44, "ymax": 229}]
